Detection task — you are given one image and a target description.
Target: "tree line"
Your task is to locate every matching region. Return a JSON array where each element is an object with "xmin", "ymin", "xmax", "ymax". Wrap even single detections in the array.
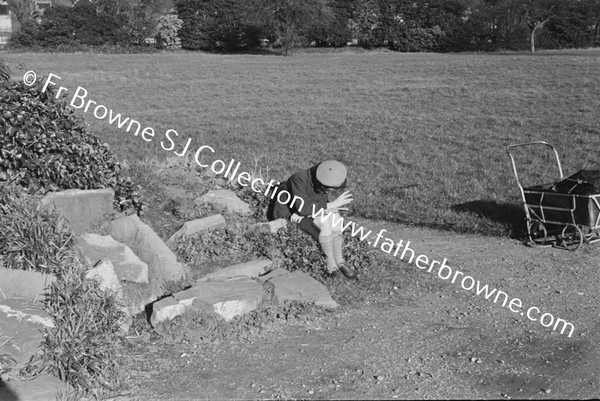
[{"xmin": 7, "ymin": 0, "xmax": 600, "ymax": 53}]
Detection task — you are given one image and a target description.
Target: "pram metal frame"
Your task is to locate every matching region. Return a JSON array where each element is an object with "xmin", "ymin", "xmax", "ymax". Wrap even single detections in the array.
[{"xmin": 507, "ymin": 141, "xmax": 600, "ymax": 250}]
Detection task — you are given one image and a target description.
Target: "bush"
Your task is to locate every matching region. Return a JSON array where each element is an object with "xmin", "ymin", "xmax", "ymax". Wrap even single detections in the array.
[
  {"xmin": 390, "ymin": 26, "xmax": 446, "ymax": 52},
  {"xmin": 176, "ymin": 221, "xmax": 372, "ymax": 281},
  {"xmin": 0, "ymin": 78, "xmax": 145, "ymax": 213},
  {"xmin": 0, "ymin": 184, "xmax": 75, "ymax": 275},
  {"xmin": 0, "ymin": 183, "xmax": 124, "ymax": 397},
  {"xmin": 176, "ymin": 0, "xmax": 263, "ymax": 51},
  {"xmin": 156, "ymin": 15, "xmax": 183, "ymax": 49},
  {"xmin": 31, "ymin": 256, "xmax": 125, "ymax": 397},
  {"xmin": 9, "ymin": 2, "xmax": 130, "ymax": 48}
]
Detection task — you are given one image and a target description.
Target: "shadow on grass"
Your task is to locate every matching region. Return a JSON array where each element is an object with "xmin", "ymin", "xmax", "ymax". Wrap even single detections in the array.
[{"xmin": 451, "ymin": 199, "xmax": 527, "ymax": 239}]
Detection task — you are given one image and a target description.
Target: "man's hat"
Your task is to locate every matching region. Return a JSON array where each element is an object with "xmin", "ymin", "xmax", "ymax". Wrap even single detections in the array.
[{"xmin": 316, "ymin": 160, "xmax": 347, "ymax": 188}]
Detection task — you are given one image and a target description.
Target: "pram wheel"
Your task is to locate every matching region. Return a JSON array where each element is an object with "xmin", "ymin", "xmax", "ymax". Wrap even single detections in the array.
[
  {"xmin": 559, "ymin": 224, "xmax": 583, "ymax": 251},
  {"xmin": 527, "ymin": 221, "xmax": 550, "ymax": 247}
]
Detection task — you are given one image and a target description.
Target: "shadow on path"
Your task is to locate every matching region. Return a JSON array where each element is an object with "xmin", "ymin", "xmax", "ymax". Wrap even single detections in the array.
[{"xmin": 452, "ymin": 199, "xmax": 526, "ymax": 238}]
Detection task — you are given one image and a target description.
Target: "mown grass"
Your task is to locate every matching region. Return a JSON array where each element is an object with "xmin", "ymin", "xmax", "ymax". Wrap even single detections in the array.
[{"xmin": 4, "ymin": 49, "xmax": 600, "ymax": 236}]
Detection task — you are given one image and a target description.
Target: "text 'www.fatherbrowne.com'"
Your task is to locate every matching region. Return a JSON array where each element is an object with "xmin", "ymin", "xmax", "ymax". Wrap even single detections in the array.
[{"xmin": 310, "ymin": 205, "xmax": 575, "ymax": 338}]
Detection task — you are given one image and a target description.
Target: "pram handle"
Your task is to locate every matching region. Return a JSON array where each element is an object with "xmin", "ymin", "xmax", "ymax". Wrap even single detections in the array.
[{"xmin": 507, "ymin": 141, "xmax": 564, "ymax": 207}]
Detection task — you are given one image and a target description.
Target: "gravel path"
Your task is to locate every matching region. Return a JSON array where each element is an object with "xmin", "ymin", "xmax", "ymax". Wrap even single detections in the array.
[{"xmin": 119, "ymin": 218, "xmax": 600, "ymax": 400}]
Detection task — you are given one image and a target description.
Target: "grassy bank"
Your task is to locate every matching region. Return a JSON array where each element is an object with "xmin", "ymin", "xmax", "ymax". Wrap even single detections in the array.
[{"xmin": 3, "ymin": 49, "xmax": 600, "ymax": 236}]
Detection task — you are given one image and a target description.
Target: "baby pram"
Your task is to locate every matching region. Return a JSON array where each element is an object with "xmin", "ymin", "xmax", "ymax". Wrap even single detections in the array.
[{"xmin": 507, "ymin": 141, "xmax": 600, "ymax": 250}]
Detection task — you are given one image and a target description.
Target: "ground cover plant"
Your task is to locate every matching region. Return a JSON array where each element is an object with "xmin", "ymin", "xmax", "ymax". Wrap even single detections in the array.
[{"xmin": 4, "ymin": 50, "xmax": 599, "ymax": 238}]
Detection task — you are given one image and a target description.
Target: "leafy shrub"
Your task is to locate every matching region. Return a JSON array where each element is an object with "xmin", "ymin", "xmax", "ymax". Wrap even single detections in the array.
[
  {"xmin": 176, "ymin": 221, "xmax": 372, "ymax": 281},
  {"xmin": 234, "ymin": 183, "xmax": 271, "ymax": 222},
  {"xmin": 30, "ymin": 257, "xmax": 125, "ymax": 397},
  {"xmin": 10, "ymin": 3, "xmax": 130, "ymax": 48},
  {"xmin": 0, "ymin": 79, "xmax": 145, "ymax": 213},
  {"xmin": 0, "ymin": 184, "xmax": 75, "ymax": 275},
  {"xmin": 1, "ymin": 184, "xmax": 124, "ymax": 397},
  {"xmin": 156, "ymin": 15, "xmax": 183, "ymax": 50},
  {"xmin": 390, "ymin": 26, "xmax": 446, "ymax": 52},
  {"xmin": 176, "ymin": 0, "xmax": 263, "ymax": 51},
  {"xmin": 246, "ymin": 224, "xmax": 372, "ymax": 279}
]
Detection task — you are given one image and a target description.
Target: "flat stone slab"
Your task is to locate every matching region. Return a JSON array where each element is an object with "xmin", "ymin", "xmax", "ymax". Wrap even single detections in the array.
[
  {"xmin": 37, "ymin": 188, "xmax": 114, "ymax": 234},
  {"xmin": 151, "ymin": 278, "xmax": 264, "ymax": 325},
  {"xmin": 198, "ymin": 190, "xmax": 251, "ymax": 216},
  {"xmin": 77, "ymin": 234, "xmax": 149, "ymax": 284},
  {"xmin": 256, "ymin": 267, "xmax": 290, "ymax": 284},
  {"xmin": 0, "ymin": 299, "xmax": 54, "ymax": 370},
  {"xmin": 248, "ymin": 219, "xmax": 287, "ymax": 234},
  {"xmin": 0, "ymin": 268, "xmax": 55, "ymax": 303},
  {"xmin": 264, "ymin": 270, "xmax": 338, "ymax": 309},
  {"xmin": 110, "ymin": 215, "xmax": 188, "ymax": 285},
  {"xmin": 198, "ymin": 258, "xmax": 273, "ymax": 282},
  {"xmin": 166, "ymin": 214, "xmax": 227, "ymax": 247},
  {"xmin": 0, "ymin": 373, "xmax": 72, "ymax": 401}
]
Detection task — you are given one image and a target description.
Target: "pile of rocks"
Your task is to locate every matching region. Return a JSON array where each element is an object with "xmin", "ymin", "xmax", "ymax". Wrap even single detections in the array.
[{"xmin": 1, "ymin": 188, "xmax": 338, "ymax": 397}]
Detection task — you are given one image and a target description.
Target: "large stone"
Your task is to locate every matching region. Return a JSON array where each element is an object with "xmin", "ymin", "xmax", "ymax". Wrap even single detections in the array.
[
  {"xmin": 248, "ymin": 219, "xmax": 288, "ymax": 234},
  {"xmin": 0, "ymin": 268, "xmax": 55, "ymax": 303},
  {"xmin": 198, "ymin": 258, "xmax": 273, "ymax": 282},
  {"xmin": 264, "ymin": 270, "xmax": 338, "ymax": 309},
  {"xmin": 110, "ymin": 215, "xmax": 187, "ymax": 285},
  {"xmin": 0, "ymin": 373, "xmax": 72, "ymax": 401},
  {"xmin": 37, "ymin": 188, "xmax": 114, "ymax": 234},
  {"xmin": 85, "ymin": 259, "xmax": 122, "ymax": 296},
  {"xmin": 149, "ymin": 296, "xmax": 187, "ymax": 326},
  {"xmin": 166, "ymin": 214, "xmax": 227, "ymax": 247},
  {"xmin": 0, "ymin": 299, "xmax": 54, "ymax": 370},
  {"xmin": 77, "ymin": 234, "xmax": 149, "ymax": 284},
  {"xmin": 256, "ymin": 267, "xmax": 290, "ymax": 284},
  {"xmin": 151, "ymin": 278, "xmax": 264, "ymax": 325},
  {"xmin": 198, "ymin": 190, "xmax": 251, "ymax": 216}
]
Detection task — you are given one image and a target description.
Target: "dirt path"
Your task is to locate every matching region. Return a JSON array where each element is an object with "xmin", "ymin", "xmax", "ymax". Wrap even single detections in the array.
[{"xmin": 118, "ymin": 218, "xmax": 600, "ymax": 400}]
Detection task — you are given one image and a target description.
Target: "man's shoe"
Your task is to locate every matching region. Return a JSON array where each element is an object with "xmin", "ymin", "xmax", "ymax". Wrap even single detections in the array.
[
  {"xmin": 329, "ymin": 269, "xmax": 344, "ymax": 279},
  {"xmin": 338, "ymin": 263, "xmax": 358, "ymax": 280}
]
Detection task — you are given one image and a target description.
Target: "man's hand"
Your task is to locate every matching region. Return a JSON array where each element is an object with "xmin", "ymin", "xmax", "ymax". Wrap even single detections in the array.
[
  {"xmin": 290, "ymin": 213, "xmax": 304, "ymax": 223},
  {"xmin": 327, "ymin": 191, "xmax": 353, "ymax": 211}
]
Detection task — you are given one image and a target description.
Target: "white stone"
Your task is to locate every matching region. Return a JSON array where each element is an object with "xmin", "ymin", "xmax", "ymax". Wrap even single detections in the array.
[
  {"xmin": 77, "ymin": 233, "xmax": 149, "ymax": 284},
  {"xmin": 86, "ymin": 259, "xmax": 122, "ymax": 296},
  {"xmin": 150, "ymin": 296, "xmax": 187, "ymax": 326}
]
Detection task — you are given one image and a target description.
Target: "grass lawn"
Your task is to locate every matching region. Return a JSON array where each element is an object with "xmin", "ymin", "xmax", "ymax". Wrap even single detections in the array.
[{"xmin": 3, "ymin": 49, "xmax": 600, "ymax": 236}]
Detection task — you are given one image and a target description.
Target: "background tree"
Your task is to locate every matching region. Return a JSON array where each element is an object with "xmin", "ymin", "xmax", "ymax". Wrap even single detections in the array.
[
  {"xmin": 315, "ymin": 0, "xmax": 355, "ymax": 47},
  {"xmin": 176, "ymin": 0, "xmax": 263, "ymax": 51},
  {"xmin": 259, "ymin": 0, "xmax": 334, "ymax": 55},
  {"xmin": 545, "ymin": 0, "xmax": 600, "ymax": 49},
  {"xmin": 350, "ymin": 0, "xmax": 382, "ymax": 47},
  {"xmin": 520, "ymin": 0, "xmax": 559, "ymax": 52},
  {"xmin": 0, "ymin": 58, "xmax": 10, "ymax": 84},
  {"xmin": 6, "ymin": 0, "xmax": 35, "ymax": 24}
]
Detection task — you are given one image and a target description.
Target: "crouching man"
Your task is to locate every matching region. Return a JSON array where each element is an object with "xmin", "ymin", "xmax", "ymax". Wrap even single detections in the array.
[{"xmin": 267, "ymin": 160, "xmax": 358, "ymax": 279}]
